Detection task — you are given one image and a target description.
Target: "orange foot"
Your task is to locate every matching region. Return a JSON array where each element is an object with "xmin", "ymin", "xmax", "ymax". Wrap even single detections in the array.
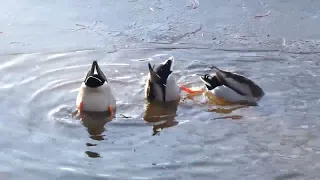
[
  {"xmin": 180, "ymin": 85, "xmax": 204, "ymax": 102},
  {"xmin": 108, "ymin": 106, "xmax": 114, "ymax": 118},
  {"xmin": 78, "ymin": 102, "xmax": 84, "ymax": 111},
  {"xmin": 180, "ymin": 85, "xmax": 204, "ymax": 94}
]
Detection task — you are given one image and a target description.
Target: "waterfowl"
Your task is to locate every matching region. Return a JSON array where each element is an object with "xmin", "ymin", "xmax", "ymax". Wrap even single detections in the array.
[
  {"xmin": 145, "ymin": 57, "xmax": 181, "ymax": 102},
  {"xmin": 76, "ymin": 61, "xmax": 116, "ymax": 115},
  {"xmin": 198, "ymin": 66, "xmax": 265, "ymax": 105}
]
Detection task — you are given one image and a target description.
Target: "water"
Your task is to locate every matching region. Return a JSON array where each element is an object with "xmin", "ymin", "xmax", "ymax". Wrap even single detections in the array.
[{"xmin": 1, "ymin": 0, "xmax": 320, "ymax": 179}]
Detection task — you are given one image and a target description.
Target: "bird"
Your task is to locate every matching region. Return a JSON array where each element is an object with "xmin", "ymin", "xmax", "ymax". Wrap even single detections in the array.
[
  {"xmin": 145, "ymin": 57, "xmax": 181, "ymax": 102},
  {"xmin": 198, "ymin": 65, "xmax": 265, "ymax": 106},
  {"xmin": 76, "ymin": 61, "xmax": 116, "ymax": 116}
]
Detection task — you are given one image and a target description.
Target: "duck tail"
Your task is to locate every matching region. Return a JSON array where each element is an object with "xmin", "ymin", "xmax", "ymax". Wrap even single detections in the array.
[{"xmin": 209, "ymin": 64, "xmax": 220, "ymax": 70}]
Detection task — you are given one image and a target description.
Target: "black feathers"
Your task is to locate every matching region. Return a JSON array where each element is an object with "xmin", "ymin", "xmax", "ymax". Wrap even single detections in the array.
[{"xmin": 84, "ymin": 61, "xmax": 108, "ymax": 88}]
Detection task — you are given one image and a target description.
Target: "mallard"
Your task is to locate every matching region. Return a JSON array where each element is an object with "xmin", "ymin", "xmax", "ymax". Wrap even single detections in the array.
[
  {"xmin": 76, "ymin": 61, "xmax": 116, "ymax": 115},
  {"xmin": 198, "ymin": 66, "xmax": 265, "ymax": 105},
  {"xmin": 145, "ymin": 57, "xmax": 181, "ymax": 102}
]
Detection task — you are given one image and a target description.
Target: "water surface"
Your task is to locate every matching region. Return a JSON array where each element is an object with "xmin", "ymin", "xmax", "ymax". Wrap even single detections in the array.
[{"xmin": 1, "ymin": 0, "xmax": 320, "ymax": 179}]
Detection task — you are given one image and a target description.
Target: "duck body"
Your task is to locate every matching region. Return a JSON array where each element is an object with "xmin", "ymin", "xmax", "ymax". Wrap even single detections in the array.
[
  {"xmin": 76, "ymin": 61, "xmax": 116, "ymax": 113},
  {"xmin": 205, "ymin": 85, "xmax": 257, "ymax": 105},
  {"xmin": 145, "ymin": 57, "xmax": 181, "ymax": 102},
  {"xmin": 145, "ymin": 73, "xmax": 180, "ymax": 102},
  {"xmin": 76, "ymin": 82, "xmax": 116, "ymax": 112},
  {"xmin": 200, "ymin": 66, "xmax": 264, "ymax": 105}
]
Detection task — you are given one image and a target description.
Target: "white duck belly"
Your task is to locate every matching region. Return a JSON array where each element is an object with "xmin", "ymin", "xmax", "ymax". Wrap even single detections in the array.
[
  {"xmin": 210, "ymin": 85, "xmax": 256, "ymax": 104},
  {"xmin": 76, "ymin": 83, "xmax": 116, "ymax": 112}
]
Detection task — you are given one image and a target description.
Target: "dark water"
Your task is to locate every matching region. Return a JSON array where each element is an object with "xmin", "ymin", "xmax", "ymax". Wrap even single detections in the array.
[{"xmin": 1, "ymin": 0, "xmax": 320, "ymax": 179}]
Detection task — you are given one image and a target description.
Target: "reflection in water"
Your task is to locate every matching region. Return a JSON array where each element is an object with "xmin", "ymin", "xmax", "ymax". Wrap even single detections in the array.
[
  {"xmin": 204, "ymin": 91, "xmax": 254, "ymax": 119},
  {"xmin": 181, "ymin": 88, "xmax": 249, "ymax": 119},
  {"xmin": 76, "ymin": 110, "xmax": 114, "ymax": 141},
  {"xmin": 86, "ymin": 143, "xmax": 97, "ymax": 147},
  {"xmin": 73, "ymin": 110, "xmax": 114, "ymax": 158},
  {"xmin": 208, "ymin": 106, "xmax": 248, "ymax": 114},
  {"xmin": 203, "ymin": 90, "xmax": 257, "ymax": 107},
  {"xmin": 209, "ymin": 106, "xmax": 245, "ymax": 120},
  {"xmin": 85, "ymin": 151, "xmax": 101, "ymax": 158},
  {"xmin": 143, "ymin": 100, "xmax": 179, "ymax": 136},
  {"xmin": 212, "ymin": 115, "xmax": 243, "ymax": 120}
]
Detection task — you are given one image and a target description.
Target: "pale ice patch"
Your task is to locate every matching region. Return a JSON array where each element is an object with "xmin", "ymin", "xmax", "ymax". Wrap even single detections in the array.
[{"xmin": 190, "ymin": 0, "xmax": 199, "ymax": 9}]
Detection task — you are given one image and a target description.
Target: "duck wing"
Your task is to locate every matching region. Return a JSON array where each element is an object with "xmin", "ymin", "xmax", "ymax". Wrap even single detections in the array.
[{"xmin": 210, "ymin": 66, "xmax": 265, "ymax": 98}]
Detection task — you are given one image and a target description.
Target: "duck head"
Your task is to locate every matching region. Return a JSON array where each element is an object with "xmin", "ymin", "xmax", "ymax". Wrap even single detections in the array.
[{"xmin": 84, "ymin": 61, "xmax": 108, "ymax": 88}]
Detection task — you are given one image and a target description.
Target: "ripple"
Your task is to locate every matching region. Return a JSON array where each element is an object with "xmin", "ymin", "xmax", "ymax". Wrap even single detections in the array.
[
  {"xmin": 59, "ymin": 166, "xmax": 78, "ymax": 172},
  {"xmin": 2, "ymin": 35, "xmax": 320, "ymax": 180},
  {"xmin": 0, "ymin": 54, "xmax": 35, "ymax": 71},
  {"xmin": 28, "ymin": 79, "xmax": 79, "ymax": 104},
  {"xmin": 31, "ymin": 64, "xmax": 128, "ymax": 82},
  {"xmin": 274, "ymin": 172, "xmax": 304, "ymax": 180},
  {"xmin": 110, "ymin": 121, "xmax": 147, "ymax": 128},
  {"xmin": 47, "ymin": 53, "xmax": 67, "ymax": 60},
  {"xmin": 48, "ymin": 105, "xmax": 80, "ymax": 126},
  {"xmin": 49, "ymin": 80, "xmax": 82, "ymax": 91},
  {"xmin": 147, "ymin": 161, "xmax": 183, "ymax": 170},
  {"xmin": 130, "ymin": 57, "xmax": 153, "ymax": 62},
  {"xmin": 9, "ymin": 62, "xmax": 131, "ymax": 89},
  {"xmin": 29, "ymin": 79, "xmax": 66, "ymax": 101}
]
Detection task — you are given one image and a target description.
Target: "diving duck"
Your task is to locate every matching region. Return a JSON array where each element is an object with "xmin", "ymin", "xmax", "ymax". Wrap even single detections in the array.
[
  {"xmin": 198, "ymin": 66, "xmax": 265, "ymax": 105},
  {"xmin": 145, "ymin": 57, "xmax": 181, "ymax": 102},
  {"xmin": 76, "ymin": 61, "xmax": 116, "ymax": 114}
]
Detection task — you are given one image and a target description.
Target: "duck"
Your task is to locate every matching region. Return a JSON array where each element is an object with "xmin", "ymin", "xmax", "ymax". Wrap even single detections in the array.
[
  {"xmin": 198, "ymin": 65, "xmax": 265, "ymax": 106},
  {"xmin": 76, "ymin": 61, "xmax": 116, "ymax": 115},
  {"xmin": 145, "ymin": 57, "xmax": 181, "ymax": 102}
]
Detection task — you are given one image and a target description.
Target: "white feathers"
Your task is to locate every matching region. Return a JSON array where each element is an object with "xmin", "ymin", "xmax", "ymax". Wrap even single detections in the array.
[
  {"xmin": 76, "ymin": 82, "xmax": 116, "ymax": 112},
  {"xmin": 85, "ymin": 76, "xmax": 103, "ymax": 83},
  {"xmin": 145, "ymin": 57, "xmax": 180, "ymax": 102},
  {"xmin": 210, "ymin": 85, "xmax": 256, "ymax": 103},
  {"xmin": 168, "ymin": 56, "xmax": 174, "ymax": 71},
  {"xmin": 145, "ymin": 73, "xmax": 181, "ymax": 102},
  {"xmin": 162, "ymin": 73, "xmax": 180, "ymax": 101},
  {"xmin": 207, "ymin": 67, "xmax": 264, "ymax": 104}
]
